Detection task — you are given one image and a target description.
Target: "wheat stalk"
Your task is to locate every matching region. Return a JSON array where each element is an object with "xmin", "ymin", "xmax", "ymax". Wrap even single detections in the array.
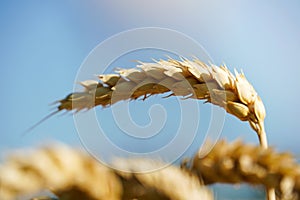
[
  {"xmin": 192, "ymin": 140, "xmax": 300, "ymax": 200},
  {"xmin": 0, "ymin": 144, "xmax": 212, "ymax": 200}
]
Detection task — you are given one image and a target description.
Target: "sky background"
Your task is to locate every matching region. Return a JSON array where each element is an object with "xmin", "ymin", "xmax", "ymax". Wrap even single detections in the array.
[{"xmin": 0, "ymin": 1, "xmax": 300, "ymax": 199}]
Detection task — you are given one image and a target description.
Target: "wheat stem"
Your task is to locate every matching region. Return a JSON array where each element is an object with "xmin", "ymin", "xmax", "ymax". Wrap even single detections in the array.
[
  {"xmin": 256, "ymin": 121, "xmax": 274, "ymax": 200},
  {"xmin": 267, "ymin": 188, "xmax": 276, "ymax": 200}
]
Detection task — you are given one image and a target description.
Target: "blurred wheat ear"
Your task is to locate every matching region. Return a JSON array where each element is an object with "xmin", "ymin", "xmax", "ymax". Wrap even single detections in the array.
[
  {"xmin": 193, "ymin": 140, "xmax": 300, "ymax": 200},
  {"xmin": 0, "ymin": 144, "xmax": 212, "ymax": 200}
]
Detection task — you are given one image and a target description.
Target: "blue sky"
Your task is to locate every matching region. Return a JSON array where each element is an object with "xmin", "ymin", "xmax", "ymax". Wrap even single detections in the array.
[{"xmin": 0, "ymin": 0, "xmax": 300, "ymax": 161}]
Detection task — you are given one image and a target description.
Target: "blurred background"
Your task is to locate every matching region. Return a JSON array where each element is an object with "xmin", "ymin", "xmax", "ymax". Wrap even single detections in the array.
[{"xmin": 0, "ymin": 1, "xmax": 299, "ymax": 199}]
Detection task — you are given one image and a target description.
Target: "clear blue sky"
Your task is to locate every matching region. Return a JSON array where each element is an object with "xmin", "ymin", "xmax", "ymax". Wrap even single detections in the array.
[{"xmin": 0, "ymin": 1, "xmax": 300, "ymax": 161}]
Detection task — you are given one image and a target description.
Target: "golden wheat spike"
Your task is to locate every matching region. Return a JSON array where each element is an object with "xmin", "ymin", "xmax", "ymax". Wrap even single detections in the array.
[{"xmin": 54, "ymin": 58, "xmax": 267, "ymax": 147}]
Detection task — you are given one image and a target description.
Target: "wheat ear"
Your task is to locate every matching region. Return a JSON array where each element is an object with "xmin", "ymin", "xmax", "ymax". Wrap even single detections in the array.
[
  {"xmin": 53, "ymin": 58, "xmax": 267, "ymax": 147},
  {"xmin": 192, "ymin": 140, "xmax": 300, "ymax": 200},
  {"xmin": 0, "ymin": 144, "xmax": 212, "ymax": 200}
]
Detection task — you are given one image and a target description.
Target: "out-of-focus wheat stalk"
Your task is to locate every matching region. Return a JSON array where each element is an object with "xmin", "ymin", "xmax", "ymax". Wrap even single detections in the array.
[
  {"xmin": 52, "ymin": 58, "xmax": 267, "ymax": 148},
  {"xmin": 192, "ymin": 140, "xmax": 300, "ymax": 200},
  {"xmin": 0, "ymin": 144, "xmax": 212, "ymax": 200}
]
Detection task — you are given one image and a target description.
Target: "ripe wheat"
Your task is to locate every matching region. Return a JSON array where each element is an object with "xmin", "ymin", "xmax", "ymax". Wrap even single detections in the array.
[{"xmin": 43, "ymin": 58, "xmax": 267, "ymax": 147}]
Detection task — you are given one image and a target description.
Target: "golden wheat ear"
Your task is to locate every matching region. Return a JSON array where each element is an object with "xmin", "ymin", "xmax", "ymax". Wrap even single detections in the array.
[{"xmin": 56, "ymin": 58, "xmax": 267, "ymax": 146}]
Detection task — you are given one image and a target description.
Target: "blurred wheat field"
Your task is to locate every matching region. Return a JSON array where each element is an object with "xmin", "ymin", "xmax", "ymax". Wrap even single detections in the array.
[{"xmin": 1, "ymin": 141, "xmax": 300, "ymax": 200}]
